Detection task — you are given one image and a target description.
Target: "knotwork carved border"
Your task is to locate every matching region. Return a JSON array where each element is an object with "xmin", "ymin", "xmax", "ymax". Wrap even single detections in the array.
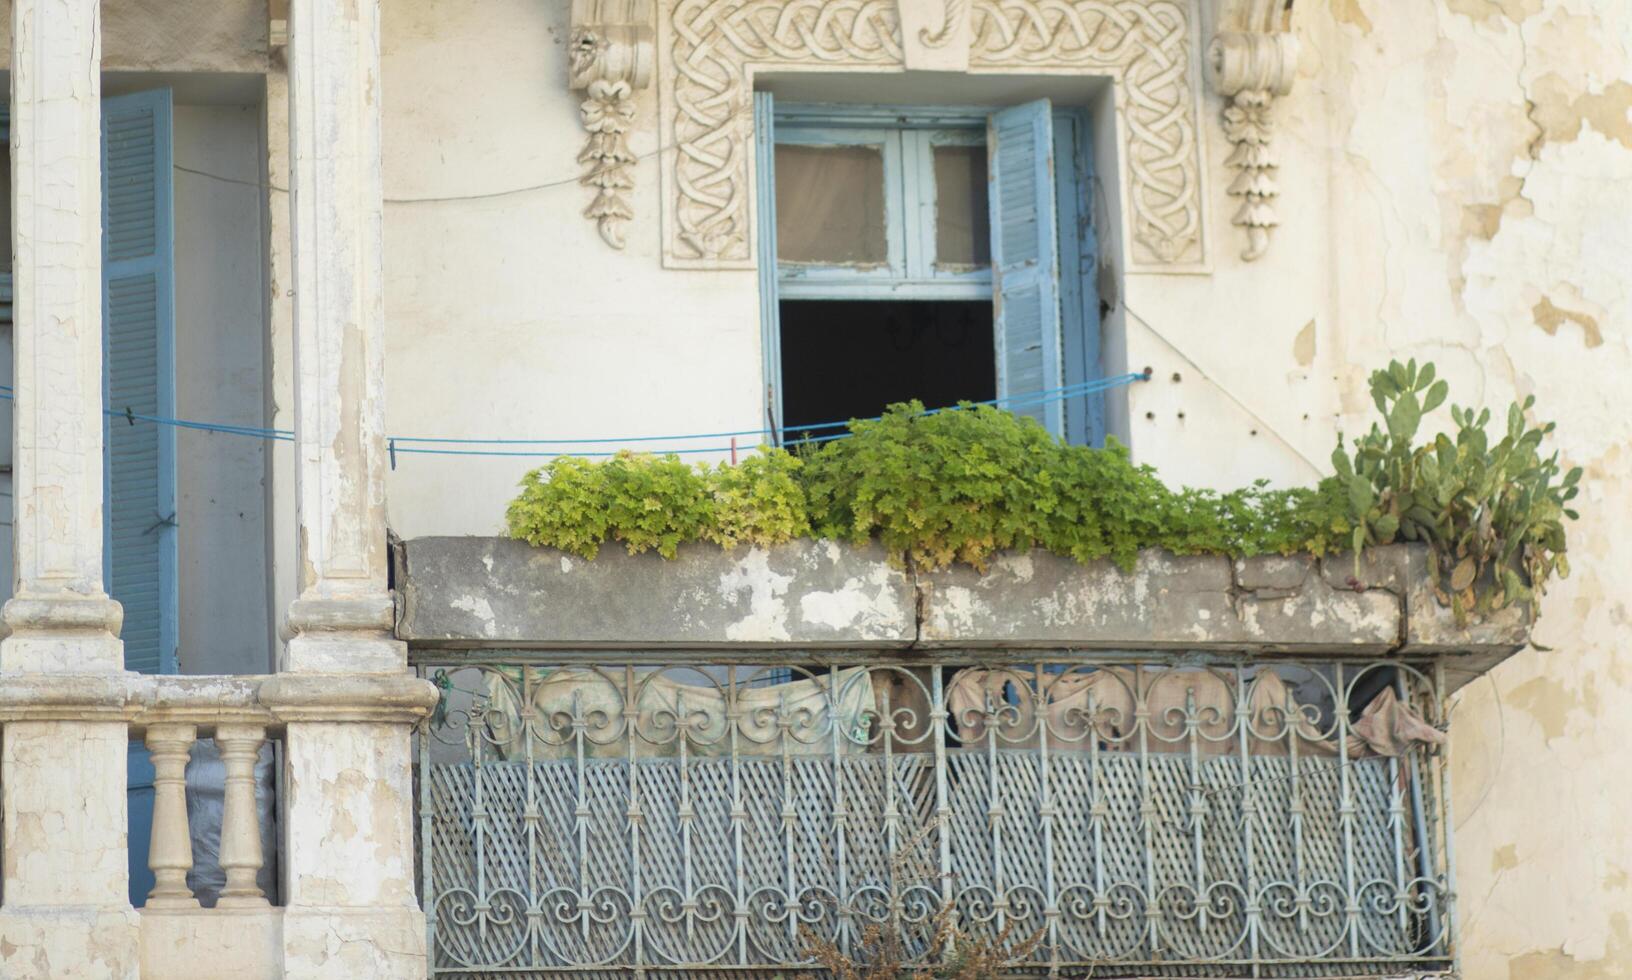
[{"xmin": 657, "ymin": 0, "xmax": 1207, "ymax": 271}]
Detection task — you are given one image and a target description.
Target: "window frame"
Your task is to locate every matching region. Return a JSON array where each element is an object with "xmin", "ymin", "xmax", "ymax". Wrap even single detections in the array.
[
  {"xmin": 756, "ymin": 98, "xmax": 1103, "ymax": 447},
  {"xmin": 771, "ymin": 103, "xmax": 993, "ymax": 302}
]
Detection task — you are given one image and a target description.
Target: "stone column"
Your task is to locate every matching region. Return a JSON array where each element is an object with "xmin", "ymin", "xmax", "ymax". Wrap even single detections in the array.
[
  {"xmin": 283, "ymin": 0, "xmax": 392, "ymax": 667},
  {"xmin": 281, "ymin": 0, "xmax": 427, "ymax": 976},
  {"xmin": 0, "ymin": 1, "xmax": 141, "ymax": 977}
]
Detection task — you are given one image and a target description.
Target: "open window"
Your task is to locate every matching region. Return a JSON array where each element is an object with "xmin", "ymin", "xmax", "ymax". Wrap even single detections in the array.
[{"xmin": 756, "ymin": 97, "xmax": 1102, "ymax": 446}]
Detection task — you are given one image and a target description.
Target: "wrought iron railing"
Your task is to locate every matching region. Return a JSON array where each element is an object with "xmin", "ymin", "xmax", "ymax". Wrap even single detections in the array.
[{"xmin": 413, "ymin": 654, "xmax": 1455, "ymax": 978}]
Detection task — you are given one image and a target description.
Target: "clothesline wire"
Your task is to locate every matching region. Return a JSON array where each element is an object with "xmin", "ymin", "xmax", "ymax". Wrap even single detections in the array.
[
  {"xmin": 174, "ymin": 136, "xmax": 676, "ymax": 205},
  {"xmin": 393, "ymin": 373, "xmax": 1147, "ymax": 447},
  {"xmin": 0, "ymin": 372, "xmax": 1148, "ymax": 462}
]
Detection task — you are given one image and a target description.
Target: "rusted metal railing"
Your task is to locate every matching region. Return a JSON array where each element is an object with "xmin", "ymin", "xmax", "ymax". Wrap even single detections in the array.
[{"xmin": 414, "ymin": 653, "xmax": 1455, "ymax": 978}]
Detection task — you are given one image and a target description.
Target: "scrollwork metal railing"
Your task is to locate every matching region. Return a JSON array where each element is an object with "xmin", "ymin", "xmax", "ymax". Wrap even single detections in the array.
[{"xmin": 414, "ymin": 655, "xmax": 1454, "ymax": 978}]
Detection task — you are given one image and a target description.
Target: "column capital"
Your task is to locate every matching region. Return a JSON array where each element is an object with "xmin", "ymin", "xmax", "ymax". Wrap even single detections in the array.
[
  {"xmin": 284, "ymin": 592, "xmax": 395, "ymax": 635},
  {"xmin": 3, "ymin": 593, "xmax": 124, "ymax": 633},
  {"xmin": 1, "ymin": 595, "xmax": 124, "ymax": 673}
]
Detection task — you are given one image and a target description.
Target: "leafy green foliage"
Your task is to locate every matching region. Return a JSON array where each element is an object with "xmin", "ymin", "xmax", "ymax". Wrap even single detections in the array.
[
  {"xmin": 505, "ymin": 451, "xmax": 711, "ymax": 559},
  {"xmin": 802, "ymin": 402, "xmax": 1065, "ymax": 570},
  {"xmin": 505, "ymin": 362, "xmax": 1576, "ymax": 620},
  {"xmin": 1145, "ymin": 480, "xmax": 1352, "ymax": 563},
  {"xmin": 1033, "ymin": 438, "xmax": 1171, "ymax": 568},
  {"xmin": 703, "ymin": 448, "xmax": 811, "ymax": 550},
  {"xmin": 1333, "ymin": 359, "xmax": 1579, "ymax": 622}
]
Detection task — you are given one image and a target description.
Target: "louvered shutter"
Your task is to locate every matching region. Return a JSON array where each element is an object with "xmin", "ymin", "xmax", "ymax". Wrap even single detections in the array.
[
  {"xmin": 103, "ymin": 89, "xmax": 177, "ymax": 676},
  {"xmin": 987, "ymin": 100, "xmax": 1064, "ymax": 438},
  {"xmin": 754, "ymin": 90, "xmax": 784, "ymax": 442}
]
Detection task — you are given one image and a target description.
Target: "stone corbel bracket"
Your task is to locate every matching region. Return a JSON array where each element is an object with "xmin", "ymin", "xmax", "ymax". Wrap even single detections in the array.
[
  {"xmin": 569, "ymin": 0, "xmax": 655, "ymax": 250},
  {"xmin": 1208, "ymin": 0, "xmax": 1299, "ymax": 261}
]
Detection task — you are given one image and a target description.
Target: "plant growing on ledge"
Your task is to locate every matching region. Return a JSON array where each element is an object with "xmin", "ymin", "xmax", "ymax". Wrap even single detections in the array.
[
  {"xmin": 504, "ymin": 361, "xmax": 1577, "ymax": 622},
  {"xmin": 1335, "ymin": 360, "xmax": 1579, "ymax": 623}
]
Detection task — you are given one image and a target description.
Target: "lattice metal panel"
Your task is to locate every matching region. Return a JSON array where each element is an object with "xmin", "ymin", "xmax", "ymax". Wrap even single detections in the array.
[{"xmin": 415, "ymin": 658, "xmax": 1455, "ymax": 978}]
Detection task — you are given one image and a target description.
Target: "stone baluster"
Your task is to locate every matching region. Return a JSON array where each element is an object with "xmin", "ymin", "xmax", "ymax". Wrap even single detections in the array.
[
  {"xmin": 215, "ymin": 724, "xmax": 271, "ymax": 907},
  {"xmin": 145, "ymin": 724, "xmax": 202, "ymax": 909}
]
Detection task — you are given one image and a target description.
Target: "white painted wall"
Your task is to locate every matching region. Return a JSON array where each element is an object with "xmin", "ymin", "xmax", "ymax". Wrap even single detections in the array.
[
  {"xmin": 369, "ymin": 0, "xmax": 1335, "ymax": 540},
  {"xmin": 378, "ymin": 0, "xmax": 761, "ymax": 539}
]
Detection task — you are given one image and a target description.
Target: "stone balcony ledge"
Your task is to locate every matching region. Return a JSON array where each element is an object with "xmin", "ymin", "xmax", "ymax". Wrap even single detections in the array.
[
  {"xmin": 0, "ymin": 671, "xmax": 439, "ymax": 729},
  {"xmin": 393, "ymin": 537, "xmax": 1531, "ymax": 690}
]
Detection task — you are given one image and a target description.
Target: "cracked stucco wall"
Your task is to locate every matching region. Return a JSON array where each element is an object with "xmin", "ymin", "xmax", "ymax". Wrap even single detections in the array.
[
  {"xmin": 1305, "ymin": 4, "xmax": 1630, "ymax": 978},
  {"xmin": 1110, "ymin": 1, "xmax": 1630, "ymax": 975},
  {"xmin": 1121, "ymin": 2, "xmax": 1630, "ymax": 974}
]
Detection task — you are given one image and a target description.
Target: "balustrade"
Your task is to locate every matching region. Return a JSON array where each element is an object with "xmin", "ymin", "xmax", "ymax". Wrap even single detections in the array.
[
  {"xmin": 138, "ymin": 720, "xmax": 275, "ymax": 912},
  {"xmin": 0, "ymin": 670, "xmax": 436, "ymax": 979},
  {"xmin": 144, "ymin": 723, "xmax": 203, "ymax": 910}
]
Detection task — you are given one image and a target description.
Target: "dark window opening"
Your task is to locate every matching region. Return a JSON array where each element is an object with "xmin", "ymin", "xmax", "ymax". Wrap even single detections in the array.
[{"xmin": 777, "ymin": 299, "xmax": 995, "ymax": 436}]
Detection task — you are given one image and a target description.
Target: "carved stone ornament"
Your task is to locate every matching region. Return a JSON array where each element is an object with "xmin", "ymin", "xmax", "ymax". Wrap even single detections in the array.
[
  {"xmin": 1208, "ymin": 0, "xmax": 1298, "ymax": 261},
  {"xmin": 656, "ymin": 0, "xmax": 1209, "ymax": 271},
  {"xmin": 570, "ymin": 0, "xmax": 656, "ymax": 249}
]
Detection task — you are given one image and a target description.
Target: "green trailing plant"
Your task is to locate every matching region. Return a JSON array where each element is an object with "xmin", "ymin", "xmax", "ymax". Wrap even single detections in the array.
[
  {"xmin": 801, "ymin": 402, "xmax": 1066, "ymax": 570},
  {"xmin": 804, "ymin": 406, "xmax": 1351, "ymax": 571},
  {"xmin": 505, "ymin": 362, "xmax": 1577, "ymax": 620},
  {"xmin": 702, "ymin": 448, "xmax": 812, "ymax": 550},
  {"xmin": 505, "ymin": 451, "xmax": 712, "ymax": 559}
]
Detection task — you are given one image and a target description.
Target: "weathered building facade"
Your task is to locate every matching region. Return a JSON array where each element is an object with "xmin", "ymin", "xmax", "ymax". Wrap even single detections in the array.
[{"xmin": 0, "ymin": 0, "xmax": 1625, "ymax": 977}]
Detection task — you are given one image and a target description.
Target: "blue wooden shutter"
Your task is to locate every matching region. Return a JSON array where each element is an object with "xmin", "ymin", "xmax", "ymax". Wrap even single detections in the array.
[
  {"xmin": 987, "ymin": 100, "xmax": 1064, "ymax": 438},
  {"xmin": 754, "ymin": 91, "xmax": 783, "ymax": 443},
  {"xmin": 102, "ymin": 89, "xmax": 177, "ymax": 676},
  {"xmin": 1052, "ymin": 110, "xmax": 1103, "ymax": 446}
]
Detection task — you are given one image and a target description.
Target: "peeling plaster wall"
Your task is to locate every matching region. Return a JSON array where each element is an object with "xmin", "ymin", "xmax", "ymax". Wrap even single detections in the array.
[
  {"xmin": 1299, "ymin": 4, "xmax": 1632, "ymax": 978},
  {"xmin": 1121, "ymin": 1, "xmax": 1632, "ymax": 974}
]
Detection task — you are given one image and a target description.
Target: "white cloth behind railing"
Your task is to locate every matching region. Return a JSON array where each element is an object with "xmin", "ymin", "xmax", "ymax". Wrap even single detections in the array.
[
  {"xmin": 485, "ymin": 666, "xmax": 877, "ymax": 760},
  {"xmin": 948, "ymin": 666, "xmax": 1444, "ymax": 757},
  {"xmin": 184, "ymin": 738, "xmax": 278, "ymax": 905}
]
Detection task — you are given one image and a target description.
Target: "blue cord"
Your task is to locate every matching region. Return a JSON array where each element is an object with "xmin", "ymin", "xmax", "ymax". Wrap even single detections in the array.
[{"xmin": 0, "ymin": 372, "xmax": 1150, "ymax": 459}]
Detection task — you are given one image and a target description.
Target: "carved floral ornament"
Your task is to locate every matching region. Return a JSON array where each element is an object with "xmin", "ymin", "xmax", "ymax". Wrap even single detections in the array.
[
  {"xmin": 569, "ymin": 0, "xmax": 656, "ymax": 250},
  {"xmin": 569, "ymin": 0, "xmax": 1299, "ymax": 268},
  {"xmin": 1207, "ymin": 0, "xmax": 1299, "ymax": 261}
]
